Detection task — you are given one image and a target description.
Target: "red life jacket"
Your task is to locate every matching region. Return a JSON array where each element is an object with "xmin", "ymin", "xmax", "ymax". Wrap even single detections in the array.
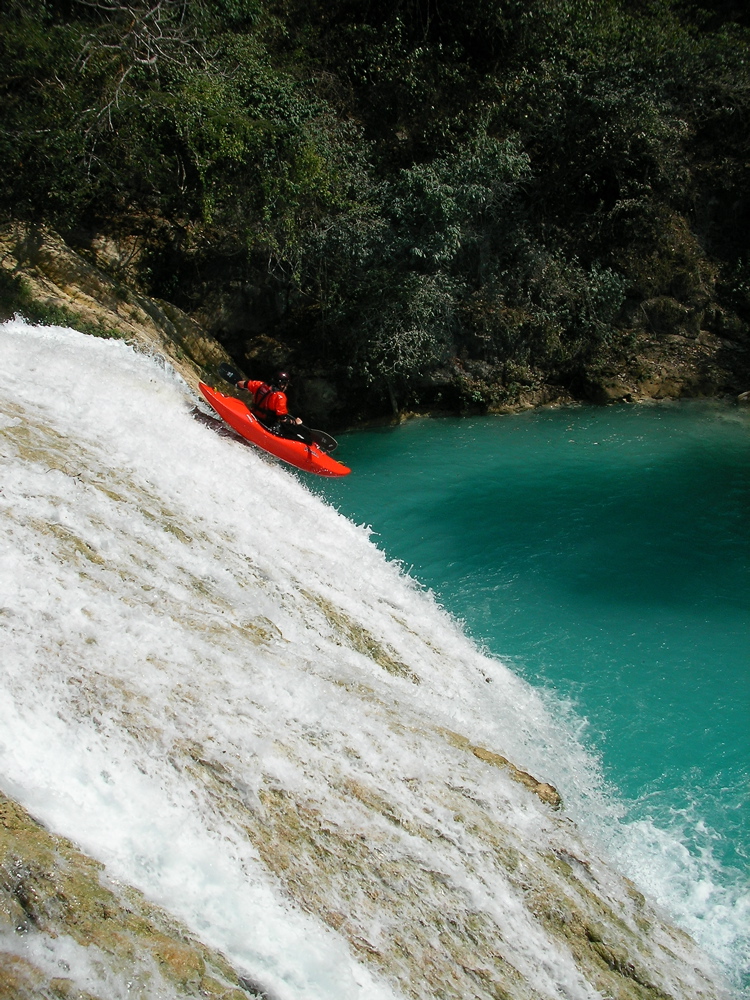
[{"xmin": 246, "ymin": 380, "xmax": 289, "ymax": 422}]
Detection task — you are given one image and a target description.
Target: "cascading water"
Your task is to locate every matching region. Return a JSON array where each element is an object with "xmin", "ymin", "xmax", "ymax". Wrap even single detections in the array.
[
  {"xmin": 310, "ymin": 392, "xmax": 750, "ymax": 994},
  {"xmin": 0, "ymin": 320, "xmax": 739, "ymax": 999}
]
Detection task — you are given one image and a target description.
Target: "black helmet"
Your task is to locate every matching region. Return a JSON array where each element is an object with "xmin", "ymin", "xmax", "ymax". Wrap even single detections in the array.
[{"xmin": 275, "ymin": 370, "xmax": 290, "ymax": 389}]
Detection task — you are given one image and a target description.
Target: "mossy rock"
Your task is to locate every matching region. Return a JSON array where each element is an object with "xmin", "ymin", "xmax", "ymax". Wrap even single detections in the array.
[{"xmin": 0, "ymin": 792, "xmax": 260, "ymax": 1000}]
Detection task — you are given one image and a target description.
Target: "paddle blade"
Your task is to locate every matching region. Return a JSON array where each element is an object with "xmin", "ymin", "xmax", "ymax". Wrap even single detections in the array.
[
  {"xmin": 311, "ymin": 429, "xmax": 338, "ymax": 453},
  {"xmin": 218, "ymin": 362, "xmax": 244, "ymax": 385}
]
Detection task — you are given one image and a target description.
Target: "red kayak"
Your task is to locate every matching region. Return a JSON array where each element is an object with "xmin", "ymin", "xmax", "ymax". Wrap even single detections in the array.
[{"xmin": 198, "ymin": 382, "xmax": 351, "ymax": 477}]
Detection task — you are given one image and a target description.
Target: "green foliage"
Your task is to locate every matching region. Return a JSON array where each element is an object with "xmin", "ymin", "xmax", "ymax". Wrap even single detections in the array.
[
  {"xmin": 300, "ymin": 127, "xmax": 628, "ymax": 394},
  {"xmin": 202, "ymin": 0, "xmax": 263, "ymax": 29},
  {"xmin": 0, "ymin": 10, "xmax": 88, "ymax": 221},
  {"xmin": 457, "ymin": 243, "xmax": 627, "ymax": 382},
  {"xmin": 354, "ymin": 272, "xmax": 457, "ymax": 386},
  {"xmin": 0, "ymin": 0, "xmax": 352, "ymax": 251},
  {"xmin": 386, "ymin": 134, "xmax": 531, "ymax": 269},
  {"xmin": 296, "ymin": 130, "xmax": 531, "ymax": 385},
  {"xmin": 719, "ymin": 256, "xmax": 750, "ymax": 322},
  {"xmin": 1, "ymin": 0, "xmax": 748, "ymax": 413}
]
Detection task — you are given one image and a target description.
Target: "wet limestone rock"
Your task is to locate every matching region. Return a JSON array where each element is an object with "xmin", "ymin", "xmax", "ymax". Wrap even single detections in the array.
[
  {"xmin": 440, "ymin": 729, "xmax": 562, "ymax": 809},
  {"xmin": 0, "ymin": 792, "xmax": 259, "ymax": 1000},
  {"xmin": 0, "ymin": 222, "xmax": 230, "ymax": 392}
]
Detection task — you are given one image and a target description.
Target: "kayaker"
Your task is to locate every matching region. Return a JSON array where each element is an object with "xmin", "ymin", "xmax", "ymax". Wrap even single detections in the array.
[{"xmin": 235, "ymin": 370, "xmax": 315, "ymax": 445}]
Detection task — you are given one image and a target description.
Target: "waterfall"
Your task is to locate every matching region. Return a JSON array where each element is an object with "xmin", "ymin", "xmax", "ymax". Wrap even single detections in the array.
[{"xmin": 0, "ymin": 320, "xmax": 734, "ymax": 1000}]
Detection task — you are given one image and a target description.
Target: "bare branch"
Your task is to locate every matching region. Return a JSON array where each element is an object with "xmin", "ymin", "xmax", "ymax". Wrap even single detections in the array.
[{"xmin": 73, "ymin": 0, "xmax": 210, "ymax": 132}]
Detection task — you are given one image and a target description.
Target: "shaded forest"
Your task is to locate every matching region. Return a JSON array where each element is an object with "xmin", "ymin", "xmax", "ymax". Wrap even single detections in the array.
[{"xmin": 2, "ymin": 0, "xmax": 749, "ymax": 422}]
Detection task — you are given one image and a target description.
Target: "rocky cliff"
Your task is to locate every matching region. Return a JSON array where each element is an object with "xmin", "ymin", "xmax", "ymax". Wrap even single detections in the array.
[{"xmin": 0, "ymin": 223, "xmax": 228, "ymax": 394}]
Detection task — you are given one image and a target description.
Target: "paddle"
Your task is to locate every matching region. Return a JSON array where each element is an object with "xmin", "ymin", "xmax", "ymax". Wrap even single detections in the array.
[
  {"xmin": 309, "ymin": 429, "xmax": 338, "ymax": 453},
  {"xmin": 215, "ymin": 363, "xmax": 338, "ymax": 452},
  {"xmin": 218, "ymin": 362, "xmax": 243, "ymax": 385}
]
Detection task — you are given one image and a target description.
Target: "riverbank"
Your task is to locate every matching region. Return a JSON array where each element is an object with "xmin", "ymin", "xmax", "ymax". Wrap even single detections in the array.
[{"xmin": 2, "ymin": 223, "xmax": 748, "ymax": 433}]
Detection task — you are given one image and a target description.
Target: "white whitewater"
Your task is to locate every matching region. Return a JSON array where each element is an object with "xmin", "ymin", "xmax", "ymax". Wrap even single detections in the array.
[{"xmin": 0, "ymin": 320, "xmax": 741, "ymax": 999}]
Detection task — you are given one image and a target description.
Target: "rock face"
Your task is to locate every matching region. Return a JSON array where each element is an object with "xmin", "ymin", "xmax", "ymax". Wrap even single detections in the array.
[
  {"xmin": 0, "ymin": 223, "xmax": 230, "ymax": 392},
  {"xmin": 0, "ymin": 794, "xmax": 260, "ymax": 1000},
  {"xmin": 581, "ymin": 322, "xmax": 747, "ymax": 406}
]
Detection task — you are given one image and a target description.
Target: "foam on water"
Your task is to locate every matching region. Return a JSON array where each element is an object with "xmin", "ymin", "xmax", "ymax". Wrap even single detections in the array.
[
  {"xmin": 311, "ymin": 401, "xmax": 750, "ymax": 992},
  {"xmin": 0, "ymin": 319, "xmax": 745, "ymax": 997}
]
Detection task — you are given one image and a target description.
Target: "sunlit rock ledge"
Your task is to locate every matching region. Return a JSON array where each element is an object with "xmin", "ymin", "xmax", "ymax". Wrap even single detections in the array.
[{"xmin": 0, "ymin": 222, "xmax": 228, "ymax": 393}]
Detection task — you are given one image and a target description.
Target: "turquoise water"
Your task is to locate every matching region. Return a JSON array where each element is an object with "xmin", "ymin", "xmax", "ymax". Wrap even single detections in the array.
[{"xmin": 313, "ymin": 400, "xmax": 749, "ymax": 981}]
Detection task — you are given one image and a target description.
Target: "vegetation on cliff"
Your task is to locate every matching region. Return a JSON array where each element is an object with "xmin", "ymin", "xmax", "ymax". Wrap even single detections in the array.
[{"xmin": 1, "ymin": 0, "xmax": 749, "ymax": 420}]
